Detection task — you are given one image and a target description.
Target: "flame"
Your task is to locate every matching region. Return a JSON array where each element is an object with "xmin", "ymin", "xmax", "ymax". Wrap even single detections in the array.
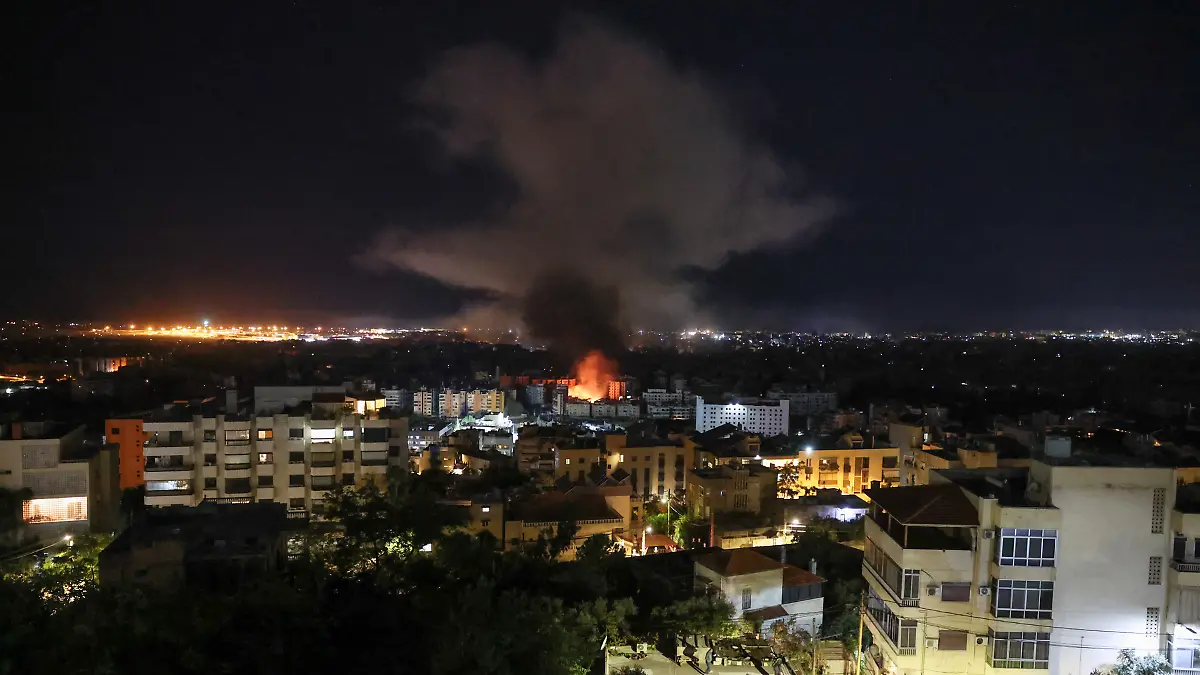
[{"xmin": 568, "ymin": 350, "xmax": 617, "ymax": 402}]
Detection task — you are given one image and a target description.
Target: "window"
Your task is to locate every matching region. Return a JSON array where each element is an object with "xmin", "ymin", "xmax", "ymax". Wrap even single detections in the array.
[
  {"xmin": 342, "ymin": 450, "xmax": 354, "ymax": 462},
  {"xmin": 257, "ymin": 429, "xmax": 273, "ymax": 441},
  {"xmin": 899, "ymin": 620, "xmax": 918, "ymax": 650},
  {"xmin": 482, "ymin": 506, "xmax": 491, "ymax": 513},
  {"xmin": 992, "ymin": 579, "xmax": 1053, "ymax": 619},
  {"xmin": 565, "ymin": 458, "xmax": 571, "ymax": 465},
  {"xmin": 988, "ymin": 631, "xmax": 1049, "ymax": 669},
  {"xmin": 22, "ymin": 496, "xmax": 88, "ymax": 523},
  {"xmin": 734, "ymin": 494, "xmax": 748, "ymax": 510},
  {"xmin": 289, "ymin": 498, "xmax": 305, "ymax": 509},
  {"xmin": 342, "ymin": 428, "xmax": 355, "ymax": 439},
  {"xmin": 225, "ymin": 478, "xmax": 251, "ymax": 494},
  {"xmin": 996, "ymin": 529, "xmax": 1057, "ymax": 567},
  {"xmin": 203, "ymin": 430, "xmax": 217, "ymax": 443},
  {"xmin": 941, "ymin": 582, "xmax": 972, "ymax": 602},
  {"xmin": 289, "ymin": 427, "xmax": 304, "ymax": 440},
  {"xmin": 882, "ymin": 456, "xmax": 898, "ymax": 469},
  {"xmin": 1148, "ymin": 607, "xmax": 1160, "ymax": 636},
  {"xmin": 111, "ymin": 427, "xmax": 120, "ymax": 436},
  {"xmin": 1150, "ymin": 556, "xmax": 1163, "ymax": 585},
  {"xmin": 311, "ymin": 428, "xmax": 336, "ymax": 444},
  {"xmin": 481, "ymin": 520, "xmax": 490, "ymax": 527},
  {"xmin": 289, "ymin": 451, "xmax": 304, "ymax": 464},
  {"xmin": 258, "ymin": 475, "xmax": 273, "ymax": 487},
  {"xmin": 312, "ymin": 475, "xmax": 335, "ymax": 490},
  {"xmin": 204, "ymin": 453, "xmax": 217, "ymax": 466},
  {"xmin": 225, "ymin": 429, "xmax": 251, "ymax": 446},
  {"xmin": 1170, "ymin": 634, "xmax": 1200, "ymax": 671},
  {"xmin": 938, "ymin": 630, "xmax": 968, "ymax": 651},
  {"xmin": 258, "ymin": 452, "xmax": 273, "ymax": 465},
  {"xmin": 741, "ymin": 588, "xmax": 752, "ymax": 610},
  {"xmin": 1153, "ymin": 488, "xmax": 1166, "ymax": 534},
  {"xmin": 362, "ymin": 427, "xmax": 388, "ymax": 443},
  {"xmin": 204, "ymin": 477, "xmax": 217, "ymax": 489},
  {"xmin": 224, "ymin": 454, "xmax": 251, "ymax": 469},
  {"xmin": 342, "ymin": 473, "xmax": 355, "ymax": 486},
  {"xmin": 290, "ymin": 475, "xmax": 305, "ymax": 487}
]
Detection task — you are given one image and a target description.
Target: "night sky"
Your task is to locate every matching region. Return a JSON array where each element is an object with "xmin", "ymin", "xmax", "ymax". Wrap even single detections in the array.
[{"xmin": 6, "ymin": 2, "xmax": 1198, "ymax": 331}]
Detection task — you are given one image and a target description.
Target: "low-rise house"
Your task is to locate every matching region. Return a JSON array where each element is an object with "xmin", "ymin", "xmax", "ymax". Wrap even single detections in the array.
[{"xmin": 694, "ymin": 547, "xmax": 824, "ymax": 635}]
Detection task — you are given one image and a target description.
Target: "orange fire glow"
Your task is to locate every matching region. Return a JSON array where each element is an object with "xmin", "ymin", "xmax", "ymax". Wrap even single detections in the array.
[{"xmin": 568, "ymin": 350, "xmax": 618, "ymax": 402}]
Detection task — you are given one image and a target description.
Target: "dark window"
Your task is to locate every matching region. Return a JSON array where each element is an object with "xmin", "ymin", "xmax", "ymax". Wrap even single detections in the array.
[
  {"xmin": 204, "ymin": 477, "xmax": 217, "ymax": 489},
  {"xmin": 258, "ymin": 475, "xmax": 273, "ymax": 487},
  {"xmin": 882, "ymin": 456, "xmax": 898, "ymax": 469},
  {"xmin": 111, "ymin": 427, "xmax": 120, "ymax": 436},
  {"xmin": 362, "ymin": 427, "xmax": 388, "ymax": 443},
  {"xmin": 225, "ymin": 430, "xmax": 251, "ymax": 446},
  {"xmin": 939, "ymin": 630, "xmax": 968, "ymax": 651},
  {"xmin": 225, "ymin": 478, "xmax": 251, "ymax": 494},
  {"xmin": 289, "ymin": 498, "xmax": 305, "ymax": 509},
  {"xmin": 342, "ymin": 450, "xmax": 355, "ymax": 462},
  {"xmin": 289, "ymin": 475, "xmax": 304, "ymax": 487},
  {"xmin": 203, "ymin": 430, "xmax": 216, "ymax": 442},
  {"xmin": 342, "ymin": 473, "xmax": 355, "ymax": 486},
  {"xmin": 289, "ymin": 451, "xmax": 304, "ymax": 464},
  {"xmin": 289, "ymin": 427, "xmax": 304, "ymax": 440},
  {"xmin": 941, "ymin": 583, "xmax": 972, "ymax": 602},
  {"xmin": 204, "ymin": 453, "xmax": 217, "ymax": 466}
]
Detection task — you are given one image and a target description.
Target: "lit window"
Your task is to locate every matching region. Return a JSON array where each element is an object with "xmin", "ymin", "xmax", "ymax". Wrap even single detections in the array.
[
  {"xmin": 23, "ymin": 497, "xmax": 87, "ymax": 523},
  {"xmin": 481, "ymin": 506, "xmax": 491, "ymax": 513},
  {"xmin": 257, "ymin": 429, "xmax": 273, "ymax": 441}
]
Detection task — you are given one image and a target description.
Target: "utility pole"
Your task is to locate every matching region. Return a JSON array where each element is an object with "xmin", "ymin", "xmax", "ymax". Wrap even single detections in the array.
[{"xmin": 854, "ymin": 593, "xmax": 865, "ymax": 675}]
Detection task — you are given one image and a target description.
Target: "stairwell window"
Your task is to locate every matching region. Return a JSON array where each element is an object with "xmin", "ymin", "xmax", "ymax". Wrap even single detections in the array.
[{"xmin": 741, "ymin": 588, "xmax": 752, "ymax": 610}]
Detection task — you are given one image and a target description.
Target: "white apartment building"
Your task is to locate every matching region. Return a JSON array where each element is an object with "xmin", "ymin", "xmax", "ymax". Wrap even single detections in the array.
[
  {"xmin": 436, "ymin": 389, "xmax": 505, "ymax": 418},
  {"xmin": 647, "ymin": 403, "xmax": 695, "ymax": 420},
  {"xmin": 413, "ymin": 390, "xmax": 435, "ymax": 417},
  {"xmin": 861, "ymin": 461, "xmax": 1177, "ymax": 675},
  {"xmin": 696, "ymin": 397, "xmax": 789, "ymax": 437},
  {"xmin": 643, "ymin": 388, "xmax": 683, "ymax": 405},
  {"xmin": 380, "ymin": 388, "xmax": 407, "ymax": 409},
  {"xmin": 0, "ymin": 422, "xmax": 119, "ymax": 541},
  {"xmin": 141, "ymin": 412, "xmax": 407, "ymax": 514}
]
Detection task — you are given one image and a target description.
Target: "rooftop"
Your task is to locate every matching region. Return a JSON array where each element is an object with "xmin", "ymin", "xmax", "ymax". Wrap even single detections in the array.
[
  {"xmin": 101, "ymin": 501, "xmax": 296, "ymax": 559},
  {"xmin": 511, "ymin": 492, "xmax": 622, "ymax": 524},
  {"xmin": 690, "ymin": 463, "xmax": 776, "ymax": 480},
  {"xmin": 939, "ymin": 468, "xmax": 1044, "ymax": 507},
  {"xmin": 696, "ymin": 548, "xmax": 785, "ymax": 576},
  {"xmin": 865, "ymin": 484, "xmax": 979, "ymax": 526}
]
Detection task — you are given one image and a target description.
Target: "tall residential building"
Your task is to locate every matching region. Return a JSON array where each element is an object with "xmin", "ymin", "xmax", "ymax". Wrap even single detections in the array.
[
  {"xmin": 0, "ymin": 421, "xmax": 120, "ymax": 541},
  {"xmin": 435, "ymin": 389, "xmax": 505, "ymax": 418},
  {"xmin": 412, "ymin": 390, "xmax": 435, "ymax": 417},
  {"xmin": 860, "ymin": 462, "xmax": 1178, "ymax": 675},
  {"xmin": 607, "ymin": 380, "xmax": 627, "ymax": 400},
  {"xmin": 765, "ymin": 391, "xmax": 838, "ymax": 416},
  {"xmin": 696, "ymin": 397, "xmax": 789, "ymax": 437},
  {"xmin": 380, "ymin": 388, "xmax": 408, "ymax": 409},
  {"xmin": 107, "ymin": 418, "xmax": 148, "ymax": 489},
  {"xmin": 135, "ymin": 409, "xmax": 407, "ymax": 514}
]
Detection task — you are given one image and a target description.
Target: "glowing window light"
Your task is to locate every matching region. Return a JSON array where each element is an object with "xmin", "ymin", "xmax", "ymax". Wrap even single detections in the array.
[{"xmin": 23, "ymin": 497, "xmax": 88, "ymax": 523}]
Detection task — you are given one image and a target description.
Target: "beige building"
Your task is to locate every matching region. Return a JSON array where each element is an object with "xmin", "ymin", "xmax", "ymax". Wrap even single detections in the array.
[
  {"xmin": 0, "ymin": 421, "xmax": 120, "ymax": 543},
  {"xmin": 687, "ymin": 463, "xmax": 778, "ymax": 519},
  {"xmin": 503, "ymin": 483, "xmax": 638, "ymax": 560},
  {"xmin": 763, "ymin": 444, "xmax": 900, "ymax": 500},
  {"xmin": 862, "ymin": 461, "xmax": 1178, "ymax": 675},
  {"xmin": 137, "ymin": 407, "xmax": 407, "ymax": 515}
]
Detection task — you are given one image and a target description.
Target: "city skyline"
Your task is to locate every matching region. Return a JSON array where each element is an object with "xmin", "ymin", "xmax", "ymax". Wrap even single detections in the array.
[{"xmin": 7, "ymin": 3, "xmax": 1198, "ymax": 331}]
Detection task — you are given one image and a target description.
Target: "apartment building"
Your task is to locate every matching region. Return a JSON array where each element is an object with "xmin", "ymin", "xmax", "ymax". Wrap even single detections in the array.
[
  {"xmin": 762, "ymin": 444, "xmax": 900, "ymax": 500},
  {"xmin": 437, "ymin": 389, "xmax": 505, "ymax": 418},
  {"xmin": 412, "ymin": 390, "xmax": 436, "ymax": 417},
  {"xmin": 380, "ymin": 388, "xmax": 407, "ymax": 409},
  {"xmin": 765, "ymin": 390, "xmax": 839, "ymax": 416},
  {"xmin": 860, "ymin": 461, "xmax": 1175, "ymax": 675},
  {"xmin": 0, "ymin": 421, "xmax": 120, "ymax": 542},
  {"xmin": 107, "ymin": 418, "xmax": 148, "ymax": 489},
  {"xmin": 687, "ymin": 464, "xmax": 778, "ymax": 519},
  {"xmin": 696, "ymin": 397, "xmax": 789, "ymax": 437},
  {"xmin": 134, "ymin": 410, "xmax": 406, "ymax": 514}
]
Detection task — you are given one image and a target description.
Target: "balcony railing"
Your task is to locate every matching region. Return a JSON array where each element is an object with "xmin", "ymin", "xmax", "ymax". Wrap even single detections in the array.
[
  {"xmin": 1173, "ymin": 560, "xmax": 1200, "ymax": 573},
  {"xmin": 145, "ymin": 463, "xmax": 192, "ymax": 473}
]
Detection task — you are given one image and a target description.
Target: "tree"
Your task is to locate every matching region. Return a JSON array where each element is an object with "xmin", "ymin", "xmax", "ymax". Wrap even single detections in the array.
[
  {"xmin": 0, "ymin": 487, "xmax": 32, "ymax": 539},
  {"xmin": 651, "ymin": 596, "xmax": 743, "ymax": 638},
  {"xmin": 6, "ymin": 533, "xmax": 112, "ymax": 607},
  {"xmin": 769, "ymin": 618, "xmax": 816, "ymax": 675},
  {"xmin": 576, "ymin": 533, "xmax": 624, "ymax": 564},
  {"xmin": 1091, "ymin": 650, "xmax": 1171, "ymax": 675}
]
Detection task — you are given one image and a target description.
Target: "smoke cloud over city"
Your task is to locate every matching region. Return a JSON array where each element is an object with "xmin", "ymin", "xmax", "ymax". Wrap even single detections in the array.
[{"xmin": 373, "ymin": 15, "xmax": 835, "ymax": 351}]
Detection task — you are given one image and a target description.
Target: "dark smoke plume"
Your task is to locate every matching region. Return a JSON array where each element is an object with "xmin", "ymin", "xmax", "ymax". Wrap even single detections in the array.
[
  {"xmin": 521, "ymin": 270, "xmax": 625, "ymax": 361},
  {"xmin": 371, "ymin": 15, "xmax": 835, "ymax": 337}
]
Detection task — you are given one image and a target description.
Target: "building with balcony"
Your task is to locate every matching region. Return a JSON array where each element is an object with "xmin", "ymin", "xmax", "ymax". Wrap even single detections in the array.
[
  {"xmin": 694, "ymin": 547, "xmax": 824, "ymax": 634},
  {"xmin": 687, "ymin": 463, "xmax": 778, "ymax": 519},
  {"xmin": 116, "ymin": 405, "xmax": 407, "ymax": 515},
  {"xmin": 860, "ymin": 461, "xmax": 1175, "ymax": 675},
  {"xmin": 0, "ymin": 421, "xmax": 120, "ymax": 543},
  {"xmin": 762, "ymin": 443, "xmax": 900, "ymax": 500}
]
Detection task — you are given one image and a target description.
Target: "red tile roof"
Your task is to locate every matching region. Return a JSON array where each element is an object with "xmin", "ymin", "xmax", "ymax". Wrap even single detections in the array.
[
  {"xmin": 695, "ymin": 548, "xmax": 784, "ymax": 577},
  {"xmin": 864, "ymin": 484, "xmax": 979, "ymax": 526},
  {"xmin": 782, "ymin": 565, "xmax": 824, "ymax": 585},
  {"xmin": 744, "ymin": 605, "xmax": 789, "ymax": 621}
]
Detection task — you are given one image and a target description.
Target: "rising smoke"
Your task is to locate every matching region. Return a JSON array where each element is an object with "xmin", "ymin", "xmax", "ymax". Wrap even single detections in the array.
[{"xmin": 373, "ymin": 15, "xmax": 835, "ymax": 358}]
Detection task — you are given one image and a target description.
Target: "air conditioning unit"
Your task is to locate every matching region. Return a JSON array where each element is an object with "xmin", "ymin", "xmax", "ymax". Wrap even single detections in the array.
[
  {"xmin": 927, "ymin": 584, "xmax": 939, "ymax": 596},
  {"xmin": 976, "ymin": 636, "xmax": 989, "ymax": 646},
  {"xmin": 979, "ymin": 587, "xmax": 991, "ymax": 596},
  {"xmin": 925, "ymin": 638, "xmax": 939, "ymax": 649},
  {"xmin": 982, "ymin": 530, "xmax": 995, "ymax": 540}
]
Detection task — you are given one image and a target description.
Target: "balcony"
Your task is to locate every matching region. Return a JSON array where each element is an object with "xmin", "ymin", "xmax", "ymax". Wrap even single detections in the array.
[
  {"xmin": 143, "ymin": 443, "xmax": 193, "ymax": 456},
  {"xmin": 146, "ymin": 488, "xmax": 195, "ymax": 507},
  {"xmin": 143, "ymin": 463, "xmax": 195, "ymax": 481},
  {"xmin": 1174, "ymin": 560, "xmax": 1200, "ymax": 573},
  {"xmin": 1171, "ymin": 559, "xmax": 1200, "ymax": 587}
]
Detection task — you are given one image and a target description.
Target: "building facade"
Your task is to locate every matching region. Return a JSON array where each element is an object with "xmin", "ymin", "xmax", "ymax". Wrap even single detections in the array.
[
  {"xmin": 861, "ymin": 462, "xmax": 1177, "ymax": 675},
  {"xmin": 696, "ymin": 398, "xmax": 789, "ymax": 436}
]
